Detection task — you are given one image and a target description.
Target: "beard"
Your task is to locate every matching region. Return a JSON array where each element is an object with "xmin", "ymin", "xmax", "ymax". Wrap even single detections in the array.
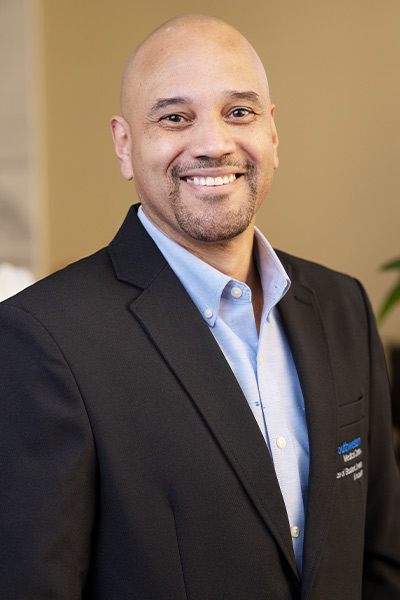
[{"xmin": 168, "ymin": 158, "xmax": 258, "ymax": 243}]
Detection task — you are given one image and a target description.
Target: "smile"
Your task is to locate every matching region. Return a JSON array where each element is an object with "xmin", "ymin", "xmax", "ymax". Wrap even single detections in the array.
[{"xmin": 183, "ymin": 174, "xmax": 239, "ymax": 187}]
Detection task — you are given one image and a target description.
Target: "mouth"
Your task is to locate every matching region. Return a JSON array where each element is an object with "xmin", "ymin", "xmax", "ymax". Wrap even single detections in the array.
[{"xmin": 181, "ymin": 173, "xmax": 242, "ymax": 187}]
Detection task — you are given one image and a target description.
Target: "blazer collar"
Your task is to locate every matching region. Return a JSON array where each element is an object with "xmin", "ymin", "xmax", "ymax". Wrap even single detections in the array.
[{"xmin": 108, "ymin": 204, "xmax": 168, "ymax": 290}]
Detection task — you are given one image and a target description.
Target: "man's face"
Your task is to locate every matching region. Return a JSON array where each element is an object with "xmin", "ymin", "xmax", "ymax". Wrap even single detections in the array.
[{"xmin": 117, "ymin": 27, "xmax": 278, "ymax": 250}]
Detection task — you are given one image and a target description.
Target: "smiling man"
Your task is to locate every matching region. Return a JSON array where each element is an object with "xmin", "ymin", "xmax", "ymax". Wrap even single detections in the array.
[
  {"xmin": 113, "ymin": 19, "xmax": 276, "ymax": 250},
  {"xmin": 0, "ymin": 14, "xmax": 399, "ymax": 600}
]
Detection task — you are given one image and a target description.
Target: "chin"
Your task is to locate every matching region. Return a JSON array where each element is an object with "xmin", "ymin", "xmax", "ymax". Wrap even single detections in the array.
[{"xmin": 175, "ymin": 206, "xmax": 255, "ymax": 243}]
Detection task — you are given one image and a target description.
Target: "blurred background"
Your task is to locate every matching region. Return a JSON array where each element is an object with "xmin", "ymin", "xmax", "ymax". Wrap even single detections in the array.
[{"xmin": 1, "ymin": 0, "xmax": 399, "ymax": 351}]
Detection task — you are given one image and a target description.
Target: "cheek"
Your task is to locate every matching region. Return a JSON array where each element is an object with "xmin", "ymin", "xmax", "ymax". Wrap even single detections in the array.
[
  {"xmin": 143, "ymin": 125, "xmax": 186, "ymax": 162},
  {"xmin": 241, "ymin": 127, "xmax": 273, "ymax": 163},
  {"xmin": 256, "ymin": 135, "xmax": 276, "ymax": 170},
  {"xmin": 130, "ymin": 141, "xmax": 177, "ymax": 205},
  {"xmin": 131, "ymin": 145, "xmax": 158, "ymax": 189},
  {"xmin": 135, "ymin": 141, "xmax": 179, "ymax": 183},
  {"xmin": 252, "ymin": 139, "xmax": 277, "ymax": 195}
]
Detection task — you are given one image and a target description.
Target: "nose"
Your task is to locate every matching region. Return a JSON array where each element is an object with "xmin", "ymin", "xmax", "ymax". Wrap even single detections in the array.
[{"xmin": 187, "ymin": 117, "xmax": 236, "ymax": 159}]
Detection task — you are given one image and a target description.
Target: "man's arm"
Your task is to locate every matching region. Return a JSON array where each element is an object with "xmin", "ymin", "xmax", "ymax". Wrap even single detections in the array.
[
  {"xmin": 359, "ymin": 282, "xmax": 400, "ymax": 598},
  {"xmin": 0, "ymin": 304, "xmax": 97, "ymax": 599}
]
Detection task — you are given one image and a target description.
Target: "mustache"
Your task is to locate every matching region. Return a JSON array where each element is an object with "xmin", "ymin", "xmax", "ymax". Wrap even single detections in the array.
[{"xmin": 171, "ymin": 158, "xmax": 255, "ymax": 178}]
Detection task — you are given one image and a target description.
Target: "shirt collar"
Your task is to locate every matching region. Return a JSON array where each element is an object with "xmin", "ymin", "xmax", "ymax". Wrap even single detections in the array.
[
  {"xmin": 253, "ymin": 226, "xmax": 291, "ymax": 321},
  {"xmin": 138, "ymin": 206, "xmax": 290, "ymax": 326}
]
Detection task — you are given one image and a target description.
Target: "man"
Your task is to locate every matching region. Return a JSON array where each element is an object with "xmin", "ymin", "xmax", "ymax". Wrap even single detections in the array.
[{"xmin": 0, "ymin": 14, "xmax": 399, "ymax": 599}]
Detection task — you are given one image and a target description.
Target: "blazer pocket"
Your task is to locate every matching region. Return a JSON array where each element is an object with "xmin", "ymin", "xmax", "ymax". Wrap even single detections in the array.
[{"xmin": 338, "ymin": 396, "xmax": 365, "ymax": 428}]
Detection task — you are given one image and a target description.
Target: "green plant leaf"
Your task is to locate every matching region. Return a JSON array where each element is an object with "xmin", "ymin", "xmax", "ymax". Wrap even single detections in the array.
[
  {"xmin": 380, "ymin": 257, "xmax": 400, "ymax": 271},
  {"xmin": 377, "ymin": 277, "xmax": 400, "ymax": 325}
]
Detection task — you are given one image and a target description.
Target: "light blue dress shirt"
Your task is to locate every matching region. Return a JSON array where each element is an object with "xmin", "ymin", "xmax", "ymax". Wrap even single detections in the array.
[{"xmin": 138, "ymin": 206, "xmax": 309, "ymax": 574}]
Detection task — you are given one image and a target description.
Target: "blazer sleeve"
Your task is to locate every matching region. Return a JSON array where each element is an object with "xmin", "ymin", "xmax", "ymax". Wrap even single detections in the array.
[
  {"xmin": 358, "ymin": 282, "xmax": 400, "ymax": 598},
  {"xmin": 0, "ymin": 304, "xmax": 97, "ymax": 599}
]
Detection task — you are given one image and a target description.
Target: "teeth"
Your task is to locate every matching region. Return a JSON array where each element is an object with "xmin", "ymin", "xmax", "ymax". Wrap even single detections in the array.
[{"xmin": 186, "ymin": 174, "xmax": 237, "ymax": 186}]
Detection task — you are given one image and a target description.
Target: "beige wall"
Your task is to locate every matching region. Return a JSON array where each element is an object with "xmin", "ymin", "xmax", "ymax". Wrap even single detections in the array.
[{"xmin": 38, "ymin": 0, "xmax": 400, "ymax": 343}]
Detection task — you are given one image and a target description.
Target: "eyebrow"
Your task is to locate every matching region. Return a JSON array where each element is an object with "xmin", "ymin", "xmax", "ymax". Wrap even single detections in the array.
[
  {"xmin": 147, "ymin": 90, "xmax": 263, "ymax": 118},
  {"xmin": 223, "ymin": 90, "xmax": 262, "ymax": 104},
  {"xmin": 148, "ymin": 97, "xmax": 191, "ymax": 118}
]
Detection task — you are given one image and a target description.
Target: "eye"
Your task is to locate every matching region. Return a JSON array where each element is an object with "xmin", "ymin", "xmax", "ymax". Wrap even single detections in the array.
[
  {"xmin": 158, "ymin": 113, "xmax": 192, "ymax": 129},
  {"xmin": 161, "ymin": 114, "xmax": 185, "ymax": 123},
  {"xmin": 228, "ymin": 107, "xmax": 256, "ymax": 121}
]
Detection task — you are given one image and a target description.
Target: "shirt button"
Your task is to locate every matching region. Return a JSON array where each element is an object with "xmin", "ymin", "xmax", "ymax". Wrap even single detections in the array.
[
  {"xmin": 291, "ymin": 526, "xmax": 300, "ymax": 538},
  {"xmin": 276, "ymin": 436, "xmax": 287, "ymax": 449},
  {"xmin": 204, "ymin": 309, "xmax": 213, "ymax": 319},
  {"xmin": 231, "ymin": 286, "xmax": 243, "ymax": 298},
  {"xmin": 258, "ymin": 354, "xmax": 264, "ymax": 366}
]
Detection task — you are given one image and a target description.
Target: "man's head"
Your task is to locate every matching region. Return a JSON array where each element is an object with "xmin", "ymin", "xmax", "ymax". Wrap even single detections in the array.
[{"xmin": 111, "ymin": 14, "xmax": 278, "ymax": 250}]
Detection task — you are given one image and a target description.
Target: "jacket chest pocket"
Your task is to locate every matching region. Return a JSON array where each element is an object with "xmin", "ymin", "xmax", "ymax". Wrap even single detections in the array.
[
  {"xmin": 338, "ymin": 395, "xmax": 365, "ymax": 428},
  {"xmin": 336, "ymin": 396, "xmax": 367, "ymax": 492}
]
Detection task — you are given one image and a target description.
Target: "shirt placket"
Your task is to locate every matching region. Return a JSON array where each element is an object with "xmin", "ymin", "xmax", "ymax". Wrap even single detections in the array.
[{"xmin": 257, "ymin": 329, "xmax": 305, "ymax": 574}]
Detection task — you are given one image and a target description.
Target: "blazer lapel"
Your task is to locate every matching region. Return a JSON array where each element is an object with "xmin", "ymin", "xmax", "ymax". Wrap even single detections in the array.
[
  {"xmin": 109, "ymin": 206, "xmax": 299, "ymax": 580},
  {"xmin": 277, "ymin": 267, "xmax": 338, "ymax": 597},
  {"xmin": 132, "ymin": 267, "xmax": 300, "ymax": 578}
]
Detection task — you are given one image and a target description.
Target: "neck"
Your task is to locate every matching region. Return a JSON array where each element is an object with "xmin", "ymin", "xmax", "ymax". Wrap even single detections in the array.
[
  {"xmin": 141, "ymin": 207, "xmax": 265, "ymax": 333},
  {"xmin": 183, "ymin": 224, "xmax": 256, "ymax": 283},
  {"xmin": 183, "ymin": 225, "xmax": 264, "ymax": 334}
]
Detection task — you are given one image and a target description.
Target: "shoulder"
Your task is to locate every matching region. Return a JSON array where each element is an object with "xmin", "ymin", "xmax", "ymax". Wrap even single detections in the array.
[
  {"xmin": 276, "ymin": 249, "xmax": 365, "ymax": 299},
  {"xmin": 1, "ymin": 248, "xmax": 110, "ymax": 308},
  {"xmin": 276, "ymin": 249, "xmax": 355, "ymax": 287},
  {"xmin": 0, "ymin": 247, "xmax": 125, "ymax": 339},
  {"xmin": 276, "ymin": 249, "xmax": 373, "ymax": 328}
]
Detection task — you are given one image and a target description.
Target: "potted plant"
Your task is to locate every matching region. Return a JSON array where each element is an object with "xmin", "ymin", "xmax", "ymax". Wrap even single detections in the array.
[
  {"xmin": 377, "ymin": 257, "xmax": 400, "ymax": 324},
  {"xmin": 377, "ymin": 257, "xmax": 400, "ymax": 453}
]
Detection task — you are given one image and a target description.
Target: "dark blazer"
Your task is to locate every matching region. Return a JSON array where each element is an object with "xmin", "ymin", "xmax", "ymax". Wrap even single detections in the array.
[{"xmin": 0, "ymin": 205, "xmax": 399, "ymax": 599}]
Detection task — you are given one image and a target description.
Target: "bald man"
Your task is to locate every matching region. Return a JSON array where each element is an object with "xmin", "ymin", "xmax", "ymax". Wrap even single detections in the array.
[{"xmin": 0, "ymin": 14, "xmax": 399, "ymax": 600}]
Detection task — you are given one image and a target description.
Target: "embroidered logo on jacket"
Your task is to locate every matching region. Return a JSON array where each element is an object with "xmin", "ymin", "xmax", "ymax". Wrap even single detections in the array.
[{"xmin": 336, "ymin": 437, "xmax": 363, "ymax": 481}]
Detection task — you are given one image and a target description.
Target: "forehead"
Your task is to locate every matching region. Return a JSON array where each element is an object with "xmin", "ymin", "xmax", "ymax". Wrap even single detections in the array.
[{"xmin": 130, "ymin": 30, "xmax": 269, "ymax": 109}]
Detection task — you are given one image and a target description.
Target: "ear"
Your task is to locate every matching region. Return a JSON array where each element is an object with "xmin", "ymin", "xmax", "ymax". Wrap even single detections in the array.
[
  {"xmin": 110, "ymin": 116, "xmax": 134, "ymax": 181},
  {"xmin": 270, "ymin": 104, "xmax": 279, "ymax": 170}
]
